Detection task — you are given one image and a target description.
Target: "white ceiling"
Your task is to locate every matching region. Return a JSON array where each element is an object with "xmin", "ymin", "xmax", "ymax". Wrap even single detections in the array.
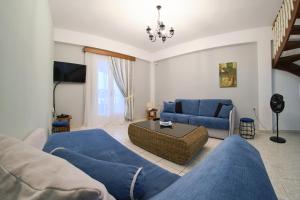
[{"xmin": 50, "ymin": 0, "xmax": 282, "ymax": 52}]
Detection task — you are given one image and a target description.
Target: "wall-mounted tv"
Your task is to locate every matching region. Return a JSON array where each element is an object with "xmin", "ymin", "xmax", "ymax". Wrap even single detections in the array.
[{"xmin": 53, "ymin": 61, "xmax": 86, "ymax": 83}]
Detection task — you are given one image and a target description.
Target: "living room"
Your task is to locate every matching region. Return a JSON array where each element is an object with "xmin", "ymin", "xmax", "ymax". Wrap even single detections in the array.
[{"xmin": 1, "ymin": 0, "xmax": 300, "ymax": 200}]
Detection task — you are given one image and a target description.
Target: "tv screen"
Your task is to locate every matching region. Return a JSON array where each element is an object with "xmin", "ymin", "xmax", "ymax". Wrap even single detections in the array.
[{"xmin": 53, "ymin": 61, "xmax": 86, "ymax": 83}]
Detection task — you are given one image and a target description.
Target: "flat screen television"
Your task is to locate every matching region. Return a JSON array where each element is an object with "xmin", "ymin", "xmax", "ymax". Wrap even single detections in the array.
[{"xmin": 53, "ymin": 61, "xmax": 86, "ymax": 83}]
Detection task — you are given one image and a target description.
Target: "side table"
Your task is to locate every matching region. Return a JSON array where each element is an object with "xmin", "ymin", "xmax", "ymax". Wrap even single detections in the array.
[
  {"xmin": 52, "ymin": 115, "xmax": 72, "ymax": 133},
  {"xmin": 146, "ymin": 108, "xmax": 158, "ymax": 120},
  {"xmin": 239, "ymin": 118, "xmax": 255, "ymax": 139}
]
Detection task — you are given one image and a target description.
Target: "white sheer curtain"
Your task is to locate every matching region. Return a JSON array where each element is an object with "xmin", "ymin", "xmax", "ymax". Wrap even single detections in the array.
[
  {"xmin": 84, "ymin": 53, "xmax": 124, "ymax": 128},
  {"xmin": 110, "ymin": 57, "xmax": 134, "ymax": 121}
]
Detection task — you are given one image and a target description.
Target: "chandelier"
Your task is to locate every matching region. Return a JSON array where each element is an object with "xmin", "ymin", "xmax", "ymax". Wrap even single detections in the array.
[{"xmin": 146, "ymin": 5, "xmax": 174, "ymax": 42}]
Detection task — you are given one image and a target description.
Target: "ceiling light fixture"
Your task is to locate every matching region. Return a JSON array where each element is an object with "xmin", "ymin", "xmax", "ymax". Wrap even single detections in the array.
[{"xmin": 146, "ymin": 5, "xmax": 174, "ymax": 43}]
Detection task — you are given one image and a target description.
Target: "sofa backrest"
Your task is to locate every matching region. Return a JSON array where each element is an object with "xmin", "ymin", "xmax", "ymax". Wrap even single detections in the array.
[
  {"xmin": 175, "ymin": 99, "xmax": 232, "ymax": 117},
  {"xmin": 150, "ymin": 136, "xmax": 277, "ymax": 200},
  {"xmin": 175, "ymin": 99, "xmax": 200, "ymax": 116},
  {"xmin": 198, "ymin": 99, "xmax": 232, "ymax": 117}
]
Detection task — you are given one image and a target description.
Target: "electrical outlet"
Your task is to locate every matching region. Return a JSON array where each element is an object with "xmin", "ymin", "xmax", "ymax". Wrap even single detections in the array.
[{"xmin": 253, "ymin": 108, "xmax": 257, "ymax": 118}]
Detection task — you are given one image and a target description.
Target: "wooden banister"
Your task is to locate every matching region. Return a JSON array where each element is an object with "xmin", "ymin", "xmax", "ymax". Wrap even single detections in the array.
[{"xmin": 83, "ymin": 47, "xmax": 136, "ymax": 61}]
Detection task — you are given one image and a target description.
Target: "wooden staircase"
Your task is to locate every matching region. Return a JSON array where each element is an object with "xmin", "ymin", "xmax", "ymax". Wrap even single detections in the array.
[{"xmin": 272, "ymin": 0, "xmax": 300, "ymax": 76}]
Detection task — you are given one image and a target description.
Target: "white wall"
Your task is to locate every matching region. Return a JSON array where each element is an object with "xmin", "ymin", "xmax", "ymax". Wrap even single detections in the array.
[
  {"xmin": 54, "ymin": 42, "xmax": 151, "ymax": 128},
  {"xmin": 54, "ymin": 43, "xmax": 85, "ymax": 128},
  {"xmin": 0, "ymin": 0, "xmax": 53, "ymax": 139},
  {"xmin": 54, "ymin": 28, "xmax": 152, "ymax": 61},
  {"xmin": 152, "ymin": 27, "xmax": 273, "ymax": 130},
  {"xmin": 54, "ymin": 27, "xmax": 273, "ymax": 130},
  {"xmin": 272, "ymin": 70, "xmax": 300, "ymax": 130},
  {"xmin": 155, "ymin": 43, "xmax": 258, "ymax": 128},
  {"xmin": 134, "ymin": 59, "xmax": 151, "ymax": 120}
]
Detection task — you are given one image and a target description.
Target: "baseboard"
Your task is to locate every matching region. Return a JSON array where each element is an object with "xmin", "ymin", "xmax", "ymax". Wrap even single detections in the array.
[
  {"xmin": 133, "ymin": 118, "xmax": 147, "ymax": 122},
  {"xmin": 256, "ymin": 130, "xmax": 300, "ymax": 134},
  {"xmin": 233, "ymin": 128, "xmax": 300, "ymax": 134},
  {"xmin": 278, "ymin": 130, "xmax": 300, "ymax": 133}
]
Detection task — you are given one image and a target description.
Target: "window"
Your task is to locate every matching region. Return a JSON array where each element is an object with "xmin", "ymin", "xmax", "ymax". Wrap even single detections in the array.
[{"xmin": 96, "ymin": 57, "xmax": 124, "ymax": 122}]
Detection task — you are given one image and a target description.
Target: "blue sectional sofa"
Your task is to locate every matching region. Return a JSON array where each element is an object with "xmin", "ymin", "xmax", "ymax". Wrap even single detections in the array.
[
  {"xmin": 43, "ymin": 129, "xmax": 277, "ymax": 200},
  {"xmin": 160, "ymin": 99, "xmax": 235, "ymax": 139}
]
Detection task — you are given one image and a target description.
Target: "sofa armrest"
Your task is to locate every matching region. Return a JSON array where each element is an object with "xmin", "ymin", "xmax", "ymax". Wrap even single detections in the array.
[
  {"xmin": 23, "ymin": 128, "xmax": 48, "ymax": 150},
  {"xmin": 150, "ymin": 136, "xmax": 277, "ymax": 200},
  {"xmin": 229, "ymin": 106, "xmax": 235, "ymax": 136}
]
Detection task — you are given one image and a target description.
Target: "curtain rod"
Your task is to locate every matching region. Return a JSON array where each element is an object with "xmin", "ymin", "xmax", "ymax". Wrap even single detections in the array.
[{"xmin": 83, "ymin": 47, "xmax": 136, "ymax": 61}]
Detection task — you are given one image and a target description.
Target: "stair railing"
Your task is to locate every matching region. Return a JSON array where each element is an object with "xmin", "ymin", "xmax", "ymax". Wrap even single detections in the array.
[
  {"xmin": 272, "ymin": 0, "xmax": 299, "ymax": 67},
  {"xmin": 273, "ymin": 0, "xmax": 293, "ymax": 57}
]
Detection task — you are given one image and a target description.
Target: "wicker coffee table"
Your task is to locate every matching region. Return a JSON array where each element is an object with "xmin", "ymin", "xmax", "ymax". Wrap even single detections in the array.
[{"xmin": 128, "ymin": 120, "xmax": 208, "ymax": 165}]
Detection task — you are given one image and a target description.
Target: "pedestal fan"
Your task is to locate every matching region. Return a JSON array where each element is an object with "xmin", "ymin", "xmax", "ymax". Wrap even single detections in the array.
[{"xmin": 270, "ymin": 93, "xmax": 286, "ymax": 143}]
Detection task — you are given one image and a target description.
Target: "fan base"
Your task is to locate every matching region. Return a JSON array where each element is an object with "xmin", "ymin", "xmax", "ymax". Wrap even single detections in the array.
[{"xmin": 270, "ymin": 136, "xmax": 286, "ymax": 143}]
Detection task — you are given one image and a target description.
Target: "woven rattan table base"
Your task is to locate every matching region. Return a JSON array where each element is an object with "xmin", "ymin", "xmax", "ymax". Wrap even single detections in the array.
[{"xmin": 128, "ymin": 122, "xmax": 208, "ymax": 165}]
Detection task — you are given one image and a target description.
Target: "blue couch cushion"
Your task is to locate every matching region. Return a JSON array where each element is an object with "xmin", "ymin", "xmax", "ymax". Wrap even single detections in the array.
[
  {"xmin": 175, "ymin": 99, "xmax": 200, "ymax": 115},
  {"xmin": 172, "ymin": 113, "xmax": 191, "ymax": 124},
  {"xmin": 240, "ymin": 118, "xmax": 254, "ymax": 123},
  {"xmin": 51, "ymin": 148, "xmax": 145, "ymax": 200},
  {"xmin": 218, "ymin": 104, "xmax": 233, "ymax": 119},
  {"xmin": 189, "ymin": 116, "xmax": 229, "ymax": 130},
  {"xmin": 160, "ymin": 112, "xmax": 175, "ymax": 121},
  {"xmin": 150, "ymin": 136, "xmax": 277, "ymax": 200},
  {"xmin": 199, "ymin": 99, "xmax": 232, "ymax": 117},
  {"xmin": 43, "ymin": 129, "xmax": 179, "ymax": 200},
  {"xmin": 160, "ymin": 112, "xmax": 192, "ymax": 124},
  {"xmin": 163, "ymin": 102, "xmax": 176, "ymax": 113}
]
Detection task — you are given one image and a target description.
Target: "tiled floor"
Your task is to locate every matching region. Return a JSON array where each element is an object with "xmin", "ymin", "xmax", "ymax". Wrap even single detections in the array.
[{"xmin": 79, "ymin": 123, "xmax": 300, "ymax": 200}]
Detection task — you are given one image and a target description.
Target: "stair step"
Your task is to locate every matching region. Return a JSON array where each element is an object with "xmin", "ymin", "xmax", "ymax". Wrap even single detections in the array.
[
  {"xmin": 276, "ymin": 62, "xmax": 299, "ymax": 69},
  {"xmin": 279, "ymin": 53, "xmax": 300, "ymax": 63},
  {"xmin": 275, "ymin": 63, "xmax": 300, "ymax": 76},
  {"xmin": 284, "ymin": 41, "xmax": 300, "ymax": 50},
  {"xmin": 291, "ymin": 25, "xmax": 300, "ymax": 35}
]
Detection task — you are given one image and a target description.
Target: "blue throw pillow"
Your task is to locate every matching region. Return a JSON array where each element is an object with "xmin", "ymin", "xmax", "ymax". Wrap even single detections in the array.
[
  {"xmin": 163, "ymin": 102, "xmax": 175, "ymax": 113},
  {"xmin": 218, "ymin": 105, "xmax": 233, "ymax": 119},
  {"xmin": 52, "ymin": 120, "xmax": 69, "ymax": 127},
  {"xmin": 51, "ymin": 148, "xmax": 145, "ymax": 200}
]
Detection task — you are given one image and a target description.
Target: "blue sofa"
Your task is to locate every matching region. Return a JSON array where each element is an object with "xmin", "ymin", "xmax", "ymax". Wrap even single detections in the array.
[
  {"xmin": 160, "ymin": 99, "xmax": 235, "ymax": 139},
  {"xmin": 43, "ymin": 129, "xmax": 277, "ymax": 200}
]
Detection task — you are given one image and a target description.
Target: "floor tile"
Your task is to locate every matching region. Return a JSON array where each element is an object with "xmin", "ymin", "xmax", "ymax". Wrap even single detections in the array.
[
  {"xmin": 139, "ymin": 151, "xmax": 163, "ymax": 163},
  {"xmin": 155, "ymin": 161, "xmax": 182, "ymax": 175},
  {"xmin": 282, "ymin": 179, "xmax": 300, "ymax": 200},
  {"xmin": 156, "ymin": 159, "xmax": 186, "ymax": 172},
  {"xmin": 122, "ymin": 140, "xmax": 146, "ymax": 153},
  {"xmin": 271, "ymin": 179, "xmax": 290, "ymax": 200},
  {"xmin": 178, "ymin": 171, "xmax": 186, "ymax": 176}
]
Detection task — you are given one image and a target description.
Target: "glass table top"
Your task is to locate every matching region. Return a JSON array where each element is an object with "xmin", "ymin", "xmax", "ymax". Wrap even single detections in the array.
[{"xmin": 132, "ymin": 120, "xmax": 198, "ymax": 138}]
